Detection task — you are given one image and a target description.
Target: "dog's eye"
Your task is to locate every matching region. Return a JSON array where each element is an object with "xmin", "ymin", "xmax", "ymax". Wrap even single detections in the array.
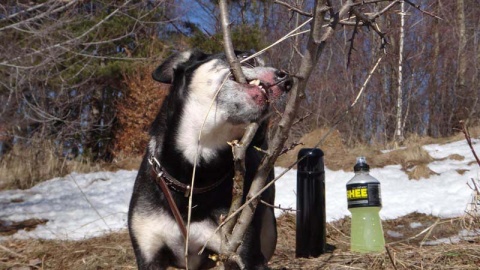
[{"xmin": 239, "ymin": 55, "xmax": 257, "ymax": 68}]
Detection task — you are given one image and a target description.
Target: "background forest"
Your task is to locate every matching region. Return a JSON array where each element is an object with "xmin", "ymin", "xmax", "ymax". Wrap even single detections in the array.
[{"xmin": 0, "ymin": 0, "xmax": 479, "ymax": 188}]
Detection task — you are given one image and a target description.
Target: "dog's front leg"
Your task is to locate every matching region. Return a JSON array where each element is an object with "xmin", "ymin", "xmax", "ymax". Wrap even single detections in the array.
[{"xmin": 129, "ymin": 210, "xmax": 178, "ymax": 270}]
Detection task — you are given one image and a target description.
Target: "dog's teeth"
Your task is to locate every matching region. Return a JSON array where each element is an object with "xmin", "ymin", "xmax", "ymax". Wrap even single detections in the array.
[{"xmin": 249, "ymin": 79, "xmax": 261, "ymax": 86}]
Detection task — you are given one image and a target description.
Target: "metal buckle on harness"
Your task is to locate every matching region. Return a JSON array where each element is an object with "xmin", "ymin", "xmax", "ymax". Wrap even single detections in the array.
[
  {"xmin": 184, "ymin": 185, "xmax": 191, "ymax": 197},
  {"xmin": 149, "ymin": 155, "xmax": 161, "ymax": 173}
]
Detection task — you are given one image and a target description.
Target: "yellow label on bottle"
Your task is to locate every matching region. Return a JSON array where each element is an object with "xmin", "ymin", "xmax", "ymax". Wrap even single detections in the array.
[
  {"xmin": 347, "ymin": 187, "xmax": 368, "ymax": 199},
  {"xmin": 346, "ymin": 183, "xmax": 381, "ymax": 208}
]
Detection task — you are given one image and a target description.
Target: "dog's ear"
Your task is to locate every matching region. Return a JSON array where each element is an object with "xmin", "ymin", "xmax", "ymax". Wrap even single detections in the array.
[{"xmin": 152, "ymin": 50, "xmax": 205, "ymax": 84}]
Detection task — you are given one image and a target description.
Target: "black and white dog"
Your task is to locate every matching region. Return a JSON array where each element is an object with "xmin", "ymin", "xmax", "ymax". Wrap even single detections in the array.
[{"xmin": 128, "ymin": 50, "xmax": 292, "ymax": 269}]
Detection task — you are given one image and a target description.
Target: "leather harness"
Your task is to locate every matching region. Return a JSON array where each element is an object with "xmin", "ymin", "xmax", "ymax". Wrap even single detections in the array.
[{"xmin": 148, "ymin": 155, "xmax": 229, "ymax": 239}]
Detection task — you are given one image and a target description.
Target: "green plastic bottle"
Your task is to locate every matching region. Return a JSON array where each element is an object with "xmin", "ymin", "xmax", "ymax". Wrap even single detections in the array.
[{"xmin": 346, "ymin": 157, "xmax": 385, "ymax": 253}]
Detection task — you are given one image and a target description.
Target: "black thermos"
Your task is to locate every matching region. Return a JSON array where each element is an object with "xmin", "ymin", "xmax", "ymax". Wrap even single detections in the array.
[{"xmin": 296, "ymin": 148, "xmax": 326, "ymax": 257}]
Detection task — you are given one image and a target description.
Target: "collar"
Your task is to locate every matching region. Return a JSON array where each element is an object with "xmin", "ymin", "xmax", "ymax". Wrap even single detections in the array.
[{"xmin": 148, "ymin": 155, "xmax": 229, "ymax": 197}]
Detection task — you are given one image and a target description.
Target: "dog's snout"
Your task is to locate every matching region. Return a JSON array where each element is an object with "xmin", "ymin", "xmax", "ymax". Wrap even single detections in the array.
[{"xmin": 275, "ymin": 70, "xmax": 293, "ymax": 91}]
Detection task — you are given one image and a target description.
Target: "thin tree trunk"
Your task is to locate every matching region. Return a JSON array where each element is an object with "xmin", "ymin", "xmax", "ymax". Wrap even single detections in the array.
[
  {"xmin": 428, "ymin": 1, "xmax": 440, "ymax": 137},
  {"xmin": 394, "ymin": 0, "xmax": 405, "ymax": 147},
  {"xmin": 456, "ymin": 0, "xmax": 469, "ymax": 123},
  {"xmin": 456, "ymin": 0, "xmax": 467, "ymax": 90}
]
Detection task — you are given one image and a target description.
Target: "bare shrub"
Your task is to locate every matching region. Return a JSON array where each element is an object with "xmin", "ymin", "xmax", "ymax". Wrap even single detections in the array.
[{"xmin": 113, "ymin": 64, "xmax": 168, "ymax": 157}]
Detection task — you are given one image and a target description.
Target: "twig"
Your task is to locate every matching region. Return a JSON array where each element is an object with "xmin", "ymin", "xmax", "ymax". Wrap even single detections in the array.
[
  {"xmin": 467, "ymin": 178, "xmax": 480, "ymax": 194},
  {"xmin": 279, "ymin": 142, "xmax": 304, "ymax": 156},
  {"xmin": 347, "ymin": 18, "xmax": 360, "ymax": 67},
  {"xmin": 0, "ymin": 244, "xmax": 26, "ymax": 258},
  {"xmin": 216, "ymin": 1, "xmax": 257, "ymax": 267},
  {"xmin": 274, "ymin": 0, "xmax": 313, "ymax": 17},
  {"xmin": 260, "ymin": 200, "xmax": 297, "ymax": 212},
  {"xmin": 0, "ymin": 0, "xmax": 80, "ymax": 32},
  {"xmin": 219, "ymin": 0, "xmax": 246, "ymax": 83},
  {"xmin": 69, "ymin": 175, "xmax": 110, "ymax": 230},
  {"xmin": 1, "ymin": 0, "xmax": 132, "ymax": 66},
  {"xmin": 420, "ymin": 218, "xmax": 441, "ymax": 247},
  {"xmin": 404, "ymin": 0, "xmax": 443, "ymax": 20},
  {"xmin": 223, "ymin": 124, "xmax": 259, "ymax": 241},
  {"xmin": 185, "ymin": 75, "xmax": 230, "ymax": 267},
  {"xmin": 461, "ymin": 121, "xmax": 480, "ymax": 167},
  {"xmin": 388, "ymin": 218, "xmax": 462, "ymax": 245},
  {"xmin": 385, "ymin": 245, "xmax": 399, "ymax": 270}
]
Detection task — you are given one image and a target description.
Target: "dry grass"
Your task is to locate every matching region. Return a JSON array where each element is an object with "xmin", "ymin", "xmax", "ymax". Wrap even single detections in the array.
[
  {"xmin": 276, "ymin": 128, "xmax": 354, "ymax": 171},
  {"xmin": 102, "ymin": 154, "xmax": 142, "ymax": 172},
  {"xmin": 1, "ymin": 213, "xmax": 479, "ymax": 270},
  {"xmin": 0, "ymin": 140, "xmax": 143, "ymax": 191},
  {"xmin": 275, "ymin": 128, "xmax": 470, "ymax": 180},
  {"xmin": 0, "ymin": 232, "xmax": 135, "ymax": 270},
  {"xmin": 271, "ymin": 213, "xmax": 480, "ymax": 269},
  {"xmin": 0, "ymin": 140, "xmax": 103, "ymax": 190}
]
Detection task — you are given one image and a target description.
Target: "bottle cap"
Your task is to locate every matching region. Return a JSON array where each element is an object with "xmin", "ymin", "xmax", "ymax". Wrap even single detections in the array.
[{"xmin": 354, "ymin": 156, "xmax": 370, "ymax": 172}]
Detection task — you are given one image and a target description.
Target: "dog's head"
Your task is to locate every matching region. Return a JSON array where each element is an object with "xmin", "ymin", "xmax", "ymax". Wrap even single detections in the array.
[
  {"xmin": 153, "ymin": 50, "xmax": 292, "ymax": 124},
  {"xmin": 151, "ymin": 50, "xmax": 292, "ymax": 163}
]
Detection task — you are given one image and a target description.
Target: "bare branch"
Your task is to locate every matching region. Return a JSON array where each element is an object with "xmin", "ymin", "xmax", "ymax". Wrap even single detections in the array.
[
  {"xmin": 219, "ymin": 0, "xmax": 246, "ymax": 83},
  {"xmin": 225, "ymin": 0, "xmax": 354, "ymax": 257},
  {"xmin": 274, "ymin": 0, "xmax": 313, "ymax": 17},
  {"xmin": 223, "ymin": 124, "xmax": 259, "ymax": 239},
  {"xmin": 1, "ymin": 0, "xmax": 132, "ymax": 66},
  {"xmin": 404, "ymin": 0, "xmax": 443, "ymax": 20},
  {"xmin": 0, "ymin": 1, "xmax": 50, "ymax": 22},
  {"xmin": 214, "ymin": 55, "xmax": 384, "ymax": 239},
  {"xmin": 0, "ymin": 0, "xmax": 79, "ymax": 32},
  {"xmin": 461, "ymin": 121, "xmax": 480, "ymax": 167},
  {"xmin": 260, "ymin": 200, "xmax": 297, "ymax": 212}
]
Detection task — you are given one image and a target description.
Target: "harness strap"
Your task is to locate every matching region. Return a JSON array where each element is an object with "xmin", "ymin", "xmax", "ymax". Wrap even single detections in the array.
[
  {"xmin": 148, "ymin": 155, "xmax": 229, "ymax": 240},
  {"xmin": 150, "ymin": 166, "xmax": 188, "ymax": 239}
]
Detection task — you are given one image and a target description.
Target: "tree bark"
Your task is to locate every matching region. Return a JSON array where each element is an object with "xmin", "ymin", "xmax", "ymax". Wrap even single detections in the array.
[{"xmin": 394, "ymin": 0, "xmax": 405, "ymax": 146}]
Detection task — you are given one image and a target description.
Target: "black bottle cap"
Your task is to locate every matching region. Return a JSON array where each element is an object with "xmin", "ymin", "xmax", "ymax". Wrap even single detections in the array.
[{"xmin": 354, "ymin": 156, "xmax": 370, "ymax": 172}]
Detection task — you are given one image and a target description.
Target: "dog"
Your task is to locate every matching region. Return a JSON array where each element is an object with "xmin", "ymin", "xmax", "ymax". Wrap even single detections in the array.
[{"xmin": 128, "ymin": 50, "xmax": 292, "ymax": 269}]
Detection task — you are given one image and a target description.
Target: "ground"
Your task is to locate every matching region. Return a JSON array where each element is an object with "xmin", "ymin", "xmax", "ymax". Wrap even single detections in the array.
[
  {"xmin": 1, "ymin": 213, "xmax": 479, "ymax": 269},
  {"xmin": 2, "ymin": 128, "xmax": 480, "ymax": 269}
]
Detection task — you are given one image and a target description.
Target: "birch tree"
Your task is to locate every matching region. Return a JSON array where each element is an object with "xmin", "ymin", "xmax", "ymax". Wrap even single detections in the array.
[{"xmin": 394, "ymin": 0, "xmax": 405, "ymax": 147}]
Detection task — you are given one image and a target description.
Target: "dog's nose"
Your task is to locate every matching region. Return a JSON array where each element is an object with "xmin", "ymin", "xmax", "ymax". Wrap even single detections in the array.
[{"xmin": 275, "ymin": 70, "xmax": 293, "ymax": 92}]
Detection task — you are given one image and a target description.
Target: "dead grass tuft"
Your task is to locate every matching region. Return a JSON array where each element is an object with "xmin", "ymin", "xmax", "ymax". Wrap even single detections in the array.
[
  {"xmin": 407, "ymin": 164, "xmax": 439, "ymax": 180},
  {"xmin": 448, "ymin": 154, "xmax": 465, "ymax": 161},
  {"xmin": 0, "ymin": 140, "xmax": 102, "ymax": 190},
  {"xmin": 372, "ymin": 146, "xmax": 433, "ymax": 169}
]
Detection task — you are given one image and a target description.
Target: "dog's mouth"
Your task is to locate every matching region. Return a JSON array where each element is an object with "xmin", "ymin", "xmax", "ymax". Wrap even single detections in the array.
[
  {"xmin": 241, "ymin": 78, "xmax": 270, "ymax": 106},
  {"xmin": 243, "ymin": 77, "xmax": 291, "ymax": 106},
  {"xmin": 248, "ymin": 79, "xmax": 267, "ymax": 97}
]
